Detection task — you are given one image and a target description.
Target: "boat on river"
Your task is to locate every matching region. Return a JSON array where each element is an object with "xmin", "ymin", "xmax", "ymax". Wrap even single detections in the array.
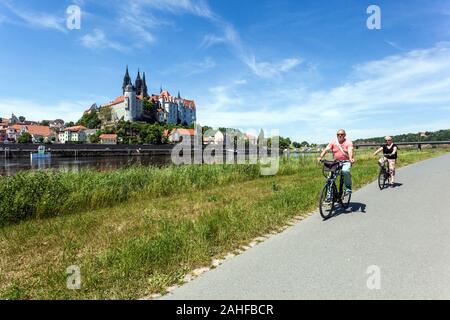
[{"xmin": 30, "ymin": 145, "xmax": 51, "ymax": 160}]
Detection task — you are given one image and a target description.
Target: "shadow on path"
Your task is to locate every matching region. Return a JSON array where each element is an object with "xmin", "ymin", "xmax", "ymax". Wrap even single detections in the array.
[
  {"xmin": 381, "ymin": 182, "xmax": 403, "ymax": 190},
  {"xmin": 326, "ymin": 202, "xmax": 367, "ymax": 220}
]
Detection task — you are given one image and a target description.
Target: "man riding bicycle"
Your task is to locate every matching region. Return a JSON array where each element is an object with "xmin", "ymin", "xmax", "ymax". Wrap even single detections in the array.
[
  {"xmin": 373, "ymin": 136, "xmax": 398, "ymax": 187},
  {"xmin": 317, "ymin": 129, "xmax": 355, "ymax": 194}
]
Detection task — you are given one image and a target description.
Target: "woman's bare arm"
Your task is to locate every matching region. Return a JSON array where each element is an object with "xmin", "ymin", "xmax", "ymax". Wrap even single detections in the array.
[{"xmin": 373, "ymin": 147, "xmax": 383, "ymax": 156}]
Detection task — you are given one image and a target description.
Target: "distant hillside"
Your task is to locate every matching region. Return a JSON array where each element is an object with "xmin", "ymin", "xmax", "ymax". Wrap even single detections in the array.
[{"xmin": 354, "ymin": 129, "xmax": 450, "ymax": 144}]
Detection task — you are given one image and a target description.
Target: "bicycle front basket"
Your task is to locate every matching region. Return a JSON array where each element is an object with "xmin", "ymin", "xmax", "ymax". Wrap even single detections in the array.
[{"xmin": 323, "ymin": 161, "xmax": 338, "ymax": 173}]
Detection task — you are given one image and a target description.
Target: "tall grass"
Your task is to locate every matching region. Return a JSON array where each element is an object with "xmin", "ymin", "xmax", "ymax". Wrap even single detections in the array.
[{"xmin": 0, "ymin": 164, "xmax": 267, "ymax": 226}]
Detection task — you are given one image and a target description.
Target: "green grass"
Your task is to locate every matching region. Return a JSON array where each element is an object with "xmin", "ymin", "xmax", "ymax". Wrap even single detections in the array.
[
  {"xmin": 0, "ymin": 163, "xmax": 265, "ymax": 226},
  {"xmin": 0, "ymin": 148, "xmax": 447, "ymax": 299}
]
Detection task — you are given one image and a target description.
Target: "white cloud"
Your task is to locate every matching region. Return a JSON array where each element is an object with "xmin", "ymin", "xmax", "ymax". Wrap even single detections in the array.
[
  {"xmin": 0, "ymin": 13, "xmax": 7, "ymax": 24},
  {"xmin": 198, "ymin": 42, "xmax": 450, "ymax": 142},
  {"xmin": 202, "ymin": 21, "xmax": 303, "ymax": 78},
  {"xmin": 122, "ymin": 0, "xmax": 302, "ymax": 78},
  {"xmin": 129, "ymin": 0, "xmax": 214, "ymax": 18},
  {"xmin": 80, "ymin": 29, "xmax": 127, "ymax": 52},
  {"xmin": 386, "ymin": 41, "xmax": 405, "ymax": 51},
  {"xmin": 3, "ymin": 1, "xmax": 67, "ymax": 33},
  {"xmin": 245, "ymin": 56, "xmax": 303, "ymax": 77},
  {"xmin": 161, "ymin": 57, "xmax": 216, "ymax": 77},
  {"xmin": 190, "ymin": 57, "xmax": 216, "ymax": 73},
  {"xmin": 0, "ymin": 99, "xmax": 95, "ymax": 122},
  {"xmin": 200, "ymin": 34, "xmax": 227, "ymax": 48}
]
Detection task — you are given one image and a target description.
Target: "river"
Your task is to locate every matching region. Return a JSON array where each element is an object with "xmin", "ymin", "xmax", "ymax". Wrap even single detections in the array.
[
  {"xmin": 0, "ymin": 152, "xmax": 318, "ymax": 176},
  {"xmin": 0, "ymin": 155, "xmax": 173, "ymax": 176}
]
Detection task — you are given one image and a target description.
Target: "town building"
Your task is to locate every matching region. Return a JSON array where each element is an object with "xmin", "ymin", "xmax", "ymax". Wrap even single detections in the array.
[
  {"xmin": 245, "ymin": 133, "xmax": 257, "ymax": 145},
  {"xmin": 11, "ymin": 124, "xmax": 55, "ymax": 143},
  {"xmin": 165, "ymin": 128, "xmax": 196, "ymax": 143},
  {"xmin": 99, "ymin": 134, "xmax": 118, "ymax": 145},
  {"xmin": 58, "ymin": 125, "xmax": 87, "ymax": 143},
  {"xmin": 0, "ymin": 129, "xmax": 7, "ymax": 143},
  {"xmin": 46, "ymin": 119, "xmax": 65, "ymax": 132}
]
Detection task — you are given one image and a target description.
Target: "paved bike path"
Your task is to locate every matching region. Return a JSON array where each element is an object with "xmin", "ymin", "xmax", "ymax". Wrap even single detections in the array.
[{"xmin": 163, "ymin": 153, "xmax": 450, "ymax": 300}]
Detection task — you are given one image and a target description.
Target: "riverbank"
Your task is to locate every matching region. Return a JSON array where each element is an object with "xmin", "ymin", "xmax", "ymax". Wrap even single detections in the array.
[
  {"xmin": 1, "ymin": 143, "xmax": 174, "ymax": 158},
  {"xmin": 0, "ymin": 148, "xmax": 448, "ymax": 299}
]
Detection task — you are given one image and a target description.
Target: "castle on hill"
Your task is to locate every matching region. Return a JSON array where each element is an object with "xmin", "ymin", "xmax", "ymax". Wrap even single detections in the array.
[{"xmin": 97, "ymin": 66, "xmax": 196, "ymax": 126}]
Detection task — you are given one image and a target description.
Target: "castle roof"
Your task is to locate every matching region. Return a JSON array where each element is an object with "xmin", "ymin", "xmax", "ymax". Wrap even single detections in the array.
[
  {"xmin": 64, "ymin": 125, "xmax": 87, "ymax": 133},
  {"xmin": 103, "ymin": 95, "xmax": 142, "ymax": 108},
  {"xmin": 99, "ymin": 134, "xmax": 118, "ymax": 139},
  {"xmin": 11, "ymin": 124, "xmax": 52, "ymax": 137},
  {"xmin": 160, "ymin": 90, "xmax": 171, "ymax": 98},
  {"xmin": 164, "ymin": 128, "xmax": 196, "ymax": 137},
  {"xmin": 150, "ymin": 92, "xmax": 196, "ymax": 110},
  {"xmin": 183, "ymin": 99, "xmax": 196, "ymax": 109}
]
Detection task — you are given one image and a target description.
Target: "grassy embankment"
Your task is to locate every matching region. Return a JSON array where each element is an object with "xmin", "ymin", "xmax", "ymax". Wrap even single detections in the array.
[{"xmin": 0, "ymin": 148, "xmax": 448, "ymax": 299}]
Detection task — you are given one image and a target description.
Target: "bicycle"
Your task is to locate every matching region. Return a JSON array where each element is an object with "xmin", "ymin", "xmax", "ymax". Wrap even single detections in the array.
[
  {"xmin": 378, "ymin": 154, "xmax": 394, "ymax": 190},
  {"xmin": 319, "ymin": 160, "xmax": 351, "ymax": 220}
]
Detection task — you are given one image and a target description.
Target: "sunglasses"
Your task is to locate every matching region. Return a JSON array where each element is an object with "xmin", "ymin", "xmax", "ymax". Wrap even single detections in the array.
[{"xmin": 337, "ymin": 134, "xmax": 345, "ymax": 136}]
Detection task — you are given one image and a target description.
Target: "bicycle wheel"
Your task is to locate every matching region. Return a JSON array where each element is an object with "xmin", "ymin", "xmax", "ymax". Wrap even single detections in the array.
[
  {"xmin": 319, "ymin": 182, "xmax": 336, "ymax": 220},
  {"xmin": 378, "ymin": 168, "xmax": 388, "ymax": 190}
]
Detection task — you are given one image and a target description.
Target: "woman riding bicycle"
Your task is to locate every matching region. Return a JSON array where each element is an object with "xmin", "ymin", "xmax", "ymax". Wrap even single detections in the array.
[{"xmin": 373, "ymin": 136, "xmax": 398, "ymax": 187}]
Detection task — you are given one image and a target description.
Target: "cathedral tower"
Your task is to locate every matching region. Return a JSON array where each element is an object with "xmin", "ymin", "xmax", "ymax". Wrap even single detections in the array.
[{"xmin": 122, "ymin": 66, "xmax": 132, "ymax": 95}]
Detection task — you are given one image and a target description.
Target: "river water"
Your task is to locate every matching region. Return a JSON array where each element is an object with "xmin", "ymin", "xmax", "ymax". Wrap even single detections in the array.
[
  {"xmin": 0, "ymin": 156, "xmax": 173, "ymax": 176},
  {"xmin": 0, "ymin": 152, "xmax": 318, "ymax": 176}
]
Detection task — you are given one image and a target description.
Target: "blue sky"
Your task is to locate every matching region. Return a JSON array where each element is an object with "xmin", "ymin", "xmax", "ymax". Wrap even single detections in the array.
[{"xmin": 0, "ymin": 0, "xmax": 450, "ymax": 143}]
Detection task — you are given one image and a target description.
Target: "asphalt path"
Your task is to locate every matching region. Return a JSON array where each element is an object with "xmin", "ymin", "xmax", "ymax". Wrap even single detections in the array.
[{"xmin": 163, "ymin": 153, "xmax": 450, "ymax": 300}]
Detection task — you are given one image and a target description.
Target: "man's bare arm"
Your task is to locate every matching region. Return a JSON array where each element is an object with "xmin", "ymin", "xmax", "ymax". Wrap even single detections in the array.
[
  {"xmin": 348, "ymin": 146, "xmax": 354, "ymax": 163},
  {"xmin": 317, "ymin": 145, "xmax": 331, "ymax": 161}
]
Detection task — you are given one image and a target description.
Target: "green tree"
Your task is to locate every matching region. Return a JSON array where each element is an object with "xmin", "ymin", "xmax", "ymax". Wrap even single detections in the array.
[
  {"xmin": 143, "ymin": 98, "xmax": 155, "ymax": 113},
  {"xmin": 269, "ymin": 136, "xmax": 291, "ymax": 150},
  {"xmin": 40, "ymin": 120, "xmax": 50, "ymax": 126},
  {"xmin": 202, "ymin": 126, "xmax": 212, "ymax": 134},
  {"xmin": 77, "ymin": 109, "xmax": 101, "ymax": 129},
  {"xmin": 17, "ymin": 132, "xmax": 32, "ymax": 143},
  {"xmin": 18, "ymin": 116, "xmax": 26, "ymax": 123},
  {"xmin": 89, "ymin": 132, "xmax": 101, "ymax": 143}
]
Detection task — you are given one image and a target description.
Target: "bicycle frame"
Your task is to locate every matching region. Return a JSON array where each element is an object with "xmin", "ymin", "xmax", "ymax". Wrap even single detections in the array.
[
  {"xmin": 379, "ymin": 154, "xmax": 394, "ymax": 179},
  {"xmin": 323, "ymin": 161, "xmax": 349, "ymax": 202},
  {"xmin": 319, "ymin": 160, "xmax": 351, "ymax": 219}
]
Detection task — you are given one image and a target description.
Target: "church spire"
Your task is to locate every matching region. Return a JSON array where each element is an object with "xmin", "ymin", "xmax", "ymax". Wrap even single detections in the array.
[
  {"xmin": 135, "ymin": 69, "xmax": 143, "ymax": 96},
  {"xmin": 178, "ymin": 91, "xmax": 181, "ymax": 99},
  {"xmin": 142, "ymin": 72, "xmax": 148, "ymax": 97},
  {"xmin": 122, "ymin": 65, "xmax": 132, "ymax": 94}
]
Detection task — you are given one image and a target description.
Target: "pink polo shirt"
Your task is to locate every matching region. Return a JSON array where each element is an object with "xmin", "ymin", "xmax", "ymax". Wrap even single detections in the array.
[{"xmin": 327, "ymin": 139, "xmax": 353, "ymax": 161}]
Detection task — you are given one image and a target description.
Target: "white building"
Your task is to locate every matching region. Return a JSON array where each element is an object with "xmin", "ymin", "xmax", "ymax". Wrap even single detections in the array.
[
  {"xmin": 58, "ymin": 126, "xmax": 87, "ymax": 143},
  {"xmin": 99, "ymin": 134, "xmax": 118, "ymax": 145},
  {"xmin": 166, "ymin": 128, "xmax": 196, "ymax": 143}
]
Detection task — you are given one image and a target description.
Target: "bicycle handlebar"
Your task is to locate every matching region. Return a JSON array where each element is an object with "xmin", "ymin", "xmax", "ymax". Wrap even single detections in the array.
[{"xmin": 320, "ymin": 159, "xmax": 351, "ymax": 164}]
